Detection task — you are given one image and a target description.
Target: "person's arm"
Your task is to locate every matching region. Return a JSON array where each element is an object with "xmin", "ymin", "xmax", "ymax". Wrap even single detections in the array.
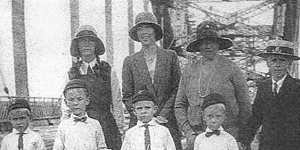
[
  {"xmin": 36, "ymin": 134, "xmax": 47, "ymax": 150},
  {"xmin": 122, "ymin": 57, "xmax": 135, "ymax": 113},
  {"xmin": 230, "ymin": 64, "xmax": 252, "ymax": 127},
  {"xmin": 238, "ymin": 84, "xmax": 264, "ymax": 146},
  {"xmin": 165, "ymin": 128, "xmax": 176, "ymax": 150},
  {"xmin": 53, "ymin": 124, "xmax": 65, "ymax": 150},
  {"xmin": 95, "ymin": 121, "xmax": 107, "ymax": 150},
  {"xmin": 159, "ymin": 51, "xmax": 181, "ymax": 119},
  {"xmin": 120, "ymin": 132, "xmax": 131, "ymax": 150},
  {"xmin": 174, "ymin": 70, "xmax": 193, "ymax": 135},
  {"xmin": 227, "ymin": 136, "xmax": 239, "ymax": 150},
  {"xmin": 0, "ymin": 137, "xmax": 8, "ymax": 150}
]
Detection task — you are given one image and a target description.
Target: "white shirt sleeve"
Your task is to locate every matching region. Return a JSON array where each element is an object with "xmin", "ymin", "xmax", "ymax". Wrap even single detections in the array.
[
  {"xmin": 193, "ymin": 135, "xmax": 201, "ymax": 150},
  {"xmin": 227, "ymin": 136, "xmax": 239, "ymax": 150},
  {"xmin": 165, "ymin": 129, "xmax": 176, "ymax": 150},
  {"xmin": 0, "ymin": 137, "xmax": 8, "ymax": 150},
  {"xmin": 121, "ymin": 132, "xmax": 131, "ymax": 150},
  {"xmin": 95, "ymin": 121, "xmax": 107, "ymax": 150},
  {"xmin": 35, "ymin": 134, "xmax": 47, "ymax": 150},
  {"xmin": 53, "ymin": 125, "xmax": 65, "ymax": 150}
]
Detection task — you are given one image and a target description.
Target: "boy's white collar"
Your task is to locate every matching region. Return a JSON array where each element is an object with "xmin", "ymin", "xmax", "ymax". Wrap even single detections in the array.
[
  {"xmin": 12, "ymin": 127, "xmax": 31, "ymax": 134},
  {"xmin": 137, "ymin": 118, "xmax": 157, "ymax": 127},
  {"xmin": 205, "ymin": 126, "xmax": 224, "ymax": 132}
]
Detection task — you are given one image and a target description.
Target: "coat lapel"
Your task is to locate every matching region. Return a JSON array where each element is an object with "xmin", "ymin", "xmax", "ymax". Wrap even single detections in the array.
[
  {"xmin": 153, "ymin": 48, "xmax": 164, "ymax": 95},
  {"xmin": 277, "ymin": 75, "xmax": 292, "ymax": 98},
  {"xmin": 133, "ymin": 51, "xmax": 156, "ymax": 95}
]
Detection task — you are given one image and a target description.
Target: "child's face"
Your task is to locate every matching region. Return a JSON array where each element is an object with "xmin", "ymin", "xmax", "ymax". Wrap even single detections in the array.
[
  {"xmin": 203, "ymin": 104, "xmax": 226, "ymax": 130},
  {"xmin": 134, "ymin": 101, "xmax": 157, "ymax": 123},
  {"xmin": 65, "ymin": 88, "xmax": 90, "ymax": 116},
  {"xmin": 9, "ymin": 108, "xmax": 30, "ymax": 133}
]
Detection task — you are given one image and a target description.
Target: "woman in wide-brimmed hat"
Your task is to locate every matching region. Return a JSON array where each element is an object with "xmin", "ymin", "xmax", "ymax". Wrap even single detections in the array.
[
  {"xmin": 66, "ymin": 25, "xmax": 122, "ymax": 150},
  {"xmin": 122, "ymin": 12, "xmax": 182, "ymax": 150},
  {"xmin": 175, "ymin": 21, "xmax": 252, "ymax": 150},
  {"xmin": 239, "ymin": 39, "xmax": 300, "ymax": 150}
]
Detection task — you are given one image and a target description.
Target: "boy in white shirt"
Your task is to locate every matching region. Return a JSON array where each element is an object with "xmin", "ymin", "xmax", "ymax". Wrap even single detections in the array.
[
  {"xmin": 53, "ymin": 79, "xmax": 108, "ymax": 150},
  {"xmin": 194, "ymin": 93, "xmax": 239, "ymax": 150},
  {"xmin": 121, "ymin": 89, "xmax": 176, "ymax": 150},
  {"xmin": 1, "ymin": 99, "xmax": 46, "ymax": 150}
]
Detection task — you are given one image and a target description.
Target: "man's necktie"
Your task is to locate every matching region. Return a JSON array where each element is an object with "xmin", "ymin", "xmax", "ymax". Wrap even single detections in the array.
[
  {"xmin": 143, "ymin": 124, "xmax": 151, "ymax": 150},
  {"xmin": 74, "ymin": 116, "xmax": 87, "ymax": 122},
  {"xmin": 205, "ymin": 130, "xmax": 220, "ymax": 137},
  {"xmin": 18, "ymin": 132, "xmax": 25, "ymax": 150},
  {"xmin": 87, "ymin": 65, "xmax": 93, "ymax": 75},
  {"xmin": 273, "ymin": 82, "xmax": 278, "ymax": 96}
]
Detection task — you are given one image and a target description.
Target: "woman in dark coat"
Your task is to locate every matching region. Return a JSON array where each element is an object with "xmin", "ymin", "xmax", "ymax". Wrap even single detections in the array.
[{"xmin": 68, "ymin": 25, "xmax": 122, "ymax": 150}]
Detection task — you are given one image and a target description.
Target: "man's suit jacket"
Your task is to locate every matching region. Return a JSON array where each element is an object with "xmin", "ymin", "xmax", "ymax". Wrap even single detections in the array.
[
  {"xmin": 239, "ymin": 75, "xmax": 300, "ymax": 150},
  {"xmin": 122, "ymin": 47, "xmax": 181, "ymax": 124}
]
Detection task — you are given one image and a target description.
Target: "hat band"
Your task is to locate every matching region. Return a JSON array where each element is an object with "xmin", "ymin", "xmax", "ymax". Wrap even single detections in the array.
[
  {"xmin": 266, "ymin": 46, "xmax": 294, "ymax": 55},
  {"xmin": 76, "ymin": 30, "xmax": 97, "ymax": 38}
]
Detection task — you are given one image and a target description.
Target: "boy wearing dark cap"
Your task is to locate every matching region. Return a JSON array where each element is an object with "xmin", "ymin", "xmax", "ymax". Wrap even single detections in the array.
[
  {"xmin": 121, "ymin": 89, "xmax": 176, "ymax": 150},
  {"xmin": 0, "ymin": 99, "xmax": 46, "ymax": 150},
  {"xmin": 194, "ymin": 93, "xmax": 238, "ymax": 150},
  {"xmin": 53, "ymin": 79, "xmax": 107, "ymax": 150}
]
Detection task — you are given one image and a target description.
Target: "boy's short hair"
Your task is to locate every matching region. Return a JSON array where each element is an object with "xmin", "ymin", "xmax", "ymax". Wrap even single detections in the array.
[
  {"xmin": 63, "ymin": 79, "xmax": 90, "ymax": 97},
  {"xmin": 201, "ymin": 93, "xmax": 226, "ymax": 111},
  {"xmin": 8, "ymin": 98, "xmax": 31, "ymax": 114},
  {"xmin": 132, "ymin": 89, "xmax": 156, "ymax": 105}
]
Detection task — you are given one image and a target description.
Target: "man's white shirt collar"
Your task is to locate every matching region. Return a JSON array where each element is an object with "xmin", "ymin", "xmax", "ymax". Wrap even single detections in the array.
[
  {"xmin": 80, "ymin": 58, "xmax": 97, "ymax": 74},
  {"xmin": 272, "ymin": 74, "xmax": 287, "ymax": 93}
]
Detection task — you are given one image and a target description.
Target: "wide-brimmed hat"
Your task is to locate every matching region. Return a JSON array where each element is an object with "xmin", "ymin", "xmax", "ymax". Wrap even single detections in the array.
[
  {"xmin": 186, "ymin": 21, "xmax": 233, "ymax": 52},
  {"xmin": 129, "ymin": 12, "xmax": 163, "ymax": 42},
  {"xmin": 70, "ymin": 25, "xmax": 105, "ymax": 57},
  {"xmin": 258, "ymin": 39, "xmax": 300, "ymax": 60}
]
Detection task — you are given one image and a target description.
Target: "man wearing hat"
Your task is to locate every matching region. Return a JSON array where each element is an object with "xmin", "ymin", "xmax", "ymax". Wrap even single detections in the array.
[
  {"xmin": 174, "ymin": 21, "xmax": 251, "ymax": 150},
  {"xmin": 67, "ymin": 25, "xmax": 122, "ymax": 150},
  {"xmin": 238, "ymin": 39, "xmax": 300, "ymax": 150},
  {"xmin": 122, "ymin": 12, "xmax": 182, "ymax": 149}
]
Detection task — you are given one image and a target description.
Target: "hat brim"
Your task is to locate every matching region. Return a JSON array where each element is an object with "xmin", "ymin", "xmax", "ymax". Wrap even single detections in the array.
[
  {"xmin": 129, "ymin": 22, "xmax": 163, "ymax": 42},
  {"xmin": 186, "ymin": 37, "xmax": 233, "ymax": 52},
  {"xmin": 70, "ymin": 36, "xmax": 105, "ymax": 57},
  {"xmin": 257, "ymin": 52, "xmax": 300, "ymax": 60}
]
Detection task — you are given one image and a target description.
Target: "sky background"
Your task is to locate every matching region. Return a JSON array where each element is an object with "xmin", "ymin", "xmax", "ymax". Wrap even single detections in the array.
[{"xmin": 0, "ymin": 0, "xmax": 273, "ymax": 97}]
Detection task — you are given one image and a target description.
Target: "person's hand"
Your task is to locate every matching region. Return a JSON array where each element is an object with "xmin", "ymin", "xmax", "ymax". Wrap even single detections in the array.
[
  {"xmin": 186, "ymin": 131, "xmax": 197, "ymax": 150},
  {"xmin": 237, "ymin": 142, "xmax": 251, "ymax": 150},
  {"xmin": 154, "ymin": 116, "xmax": 168, "ymax": 124}
]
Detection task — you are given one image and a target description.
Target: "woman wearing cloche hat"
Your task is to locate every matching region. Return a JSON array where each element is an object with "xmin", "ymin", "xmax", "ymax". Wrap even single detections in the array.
[
  {"xmin": 122, "ymin": 12, "xmax": 182, "ymax": 150},
  {"xmin": 174, "ymin": 21, "xmax": 252, "ymax": 150},
  {"xmin": 67, "ymin": 25, "xmax": 122, "ymax": 150}
]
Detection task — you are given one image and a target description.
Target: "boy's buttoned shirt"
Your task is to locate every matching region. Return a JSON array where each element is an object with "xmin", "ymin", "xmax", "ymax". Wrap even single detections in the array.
[
  {"xmin": 121, "ymin": 119, "xmax": 176, "ymax": 150},
  {"xmin": 53, "ymin": 114, "xmax": 107, "ymax": 150},
  {"xmin": 194, "ymin": 127, "xmax": 238, "ymax": 150},
  {"xmin": 0, "ymin": 128, "xmax": 46, "ymax": 150}
]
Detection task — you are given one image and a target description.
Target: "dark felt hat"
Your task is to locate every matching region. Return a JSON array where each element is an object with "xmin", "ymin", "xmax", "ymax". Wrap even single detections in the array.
[
  {"xmin": 186, "ymin": 21, "xmax": 233, "ymax": 52},
  {"xmin": 63, "ymin": 79, "xmax": 90, "ymax": 96},
  {"xmin": 8, "ymin": 98, "xmax": 31, "ymax": 113},
  {"xmin": 70, "ymin": 25, "xmax": 105, "ymax": 57},
  {"xmin": 129, "ymin": 12, "xmax": 163, "ymax": 42},
  {"xmin": 258, "ymin": 39, "xmax": 300, "ymax": 60},
  {"xmin": 132, "ymin": 89, "xmax": 156, "ymax": 104},
  {"xmin": 201, "ymin": 93, "xmax": 226, "ymax": 110}
]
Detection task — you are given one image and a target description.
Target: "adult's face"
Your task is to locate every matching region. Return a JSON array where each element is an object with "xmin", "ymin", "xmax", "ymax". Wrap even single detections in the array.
[
  {"xmin": 78, "ymin": 37, "xmax": 96, "ymax": 63},
  {"xmin": 198, "ymin": 39, "xmax": 219, "ymax": 60},
  {"xmin": 137, "ymin": 25, "xmax": 156, "ymax": 46},
  {"xmin": 266, "ymin": 55, "xmax": 292, "ymax": 81}
]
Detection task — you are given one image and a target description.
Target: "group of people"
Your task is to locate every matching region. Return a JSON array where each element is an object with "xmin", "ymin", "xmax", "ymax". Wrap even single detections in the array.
[{"xmin": 1, "ymin": 11, "xmax": 300, "ymax": 150}]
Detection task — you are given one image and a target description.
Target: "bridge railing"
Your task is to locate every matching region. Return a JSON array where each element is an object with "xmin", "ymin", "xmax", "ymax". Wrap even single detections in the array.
[{"xmin": 0, "ymin": 96, "xmax": 61, "ymax": 121}]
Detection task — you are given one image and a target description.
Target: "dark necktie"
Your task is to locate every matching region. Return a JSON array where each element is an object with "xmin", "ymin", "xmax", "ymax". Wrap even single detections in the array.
[
  {"xmin": 143, "ymin": 124, "xmax": 151, "ymax": 150},
  {"xmin": 205, "ymin": 130, "xmax": 220, "ymax": 137},
  {"xmin": 18, "ymin": 132, "xmax": 25, "ymax": 150},
  {"xmin": 74, "ymin": 116, "xmax": 87, "ymax": 122},
  {"xmin": 87, "ymin": 65, "xmax": 93, "ymax": 75},
  {"xmin": 273, "ymin": 82, "xmax": 278, "ymax": 96}
]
